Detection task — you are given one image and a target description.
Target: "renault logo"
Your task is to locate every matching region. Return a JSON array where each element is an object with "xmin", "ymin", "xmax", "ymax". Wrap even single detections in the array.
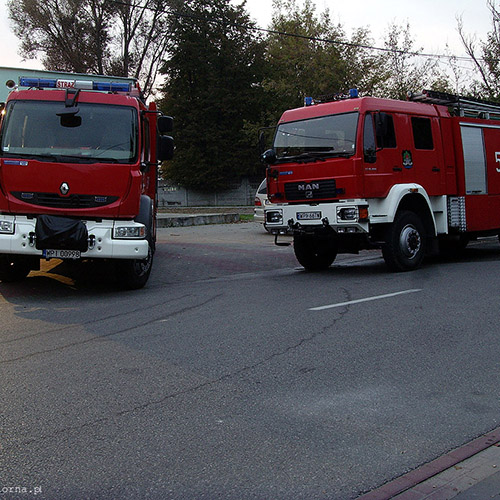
[{"xmin": 60, "ymin": 182, "xmax": 70, "ymax": 195}]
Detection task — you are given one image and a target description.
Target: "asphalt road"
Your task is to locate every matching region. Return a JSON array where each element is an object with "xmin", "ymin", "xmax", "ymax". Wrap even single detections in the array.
[{"xmin": 1, "ymin": 221, "xmax": 500, "ymax": 499}]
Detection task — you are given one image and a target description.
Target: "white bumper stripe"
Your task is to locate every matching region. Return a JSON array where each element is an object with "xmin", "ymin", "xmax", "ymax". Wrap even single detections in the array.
[{"xmin": 0, "ymin": 216, "xmax": 148, "ymax": 259}]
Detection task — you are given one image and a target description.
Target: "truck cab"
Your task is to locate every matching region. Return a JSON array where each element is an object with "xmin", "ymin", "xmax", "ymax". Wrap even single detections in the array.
[{"xmin": 0, "ymin": 75, "xmax": 173, "ymax": 288}]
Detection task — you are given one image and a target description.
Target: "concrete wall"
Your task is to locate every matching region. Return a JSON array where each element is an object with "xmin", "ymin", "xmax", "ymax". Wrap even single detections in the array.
[{"xmin": 158, "ymin": 177, "xmax": 262, "ymax": 207}]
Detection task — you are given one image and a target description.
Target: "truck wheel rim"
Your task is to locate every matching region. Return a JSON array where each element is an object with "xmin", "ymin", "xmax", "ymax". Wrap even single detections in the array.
[{"xmin": 400, "ymin": 224, "xmax": 421, "ymax": 259}]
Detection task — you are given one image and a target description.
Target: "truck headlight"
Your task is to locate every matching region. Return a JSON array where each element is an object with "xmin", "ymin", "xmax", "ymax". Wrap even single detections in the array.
[
  {"xmin": 266, "ymin": 210, "xmax": 283, "ymax": 224},
  {"xmin": 337, "ymin": 207, "xmax": 358, "ymax": 221},
  {"xmin": 113, "ymin": 225, "xmax": 146, "ymax": 239},
  {"xmin": 0, "ymin": 220, "xmax": 14, "ymax": 234}
]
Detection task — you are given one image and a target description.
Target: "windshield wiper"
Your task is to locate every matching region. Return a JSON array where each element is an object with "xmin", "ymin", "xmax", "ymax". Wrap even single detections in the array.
[
  {"xmin": 54, "ymin": 155, "xmax": 128, "ymax": 164},
  {"xmin": 1, "ymin": 152, "xmax": 99, "ymax": 163},
  {"xmin": 276, "ymin": 152, "xmax": 326, "ymax": 163},
  {"xmin": 1, "ymin": 153, "xmax": 59, "ymax": 162},
  {"xmin": 54, "ymin": 154, "xmax": 100, "ymax": 163},
  {"xmin": 277, "ymin": 150, "xmax": 353, "ymax": 163}
]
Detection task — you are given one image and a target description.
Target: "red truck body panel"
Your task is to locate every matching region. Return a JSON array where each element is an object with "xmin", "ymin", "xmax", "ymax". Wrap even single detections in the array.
[{"xmin": 0, "ymin": 88, "xmax": 147, "ymax": 219}]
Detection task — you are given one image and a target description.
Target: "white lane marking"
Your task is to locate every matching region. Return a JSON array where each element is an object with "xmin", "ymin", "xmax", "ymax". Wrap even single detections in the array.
[{"xmin": 309, "ymin": 289, "xmax": 423, "ymax": 311}]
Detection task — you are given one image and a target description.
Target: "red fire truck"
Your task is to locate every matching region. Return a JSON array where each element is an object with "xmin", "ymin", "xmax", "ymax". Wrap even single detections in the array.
[
  {"xmin": 262, "ymin": 89, "xmax": 500, "ymax": 271},
  {"xmin": 0, "ymin": 75, "xmax": 173, "ymax": 288}
]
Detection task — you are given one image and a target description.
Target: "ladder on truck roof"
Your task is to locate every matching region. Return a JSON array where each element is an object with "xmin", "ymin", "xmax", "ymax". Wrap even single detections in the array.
[{"xmin": 408, "ymin": 89, "xmax": 500, "ymax": 120}]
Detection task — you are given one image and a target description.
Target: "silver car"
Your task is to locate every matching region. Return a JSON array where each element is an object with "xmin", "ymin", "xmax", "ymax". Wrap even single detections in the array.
[{"xmin": 254, "ymin": 179, "xmax": 269, "ymax": 227}]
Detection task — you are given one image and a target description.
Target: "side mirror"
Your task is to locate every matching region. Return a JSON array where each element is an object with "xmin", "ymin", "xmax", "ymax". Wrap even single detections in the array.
[
  {"xmin": 261, "ymin": 148, "xmax": 277, "ymax": 164},
  {"xmin": 364, "ymin": 149, "xmax": 377, "ymax": 164},
  {"xmin": 258, "ymin": 132, "xmax": 266, "ymax": 155},
  {"xmin": 258, "ymin": 126, "xmax": 276, "ymax": 154},
  {"xmin": 158, "ymin": 115, "xmax": 173, "ymax": 135},
  {"xmin": 158, "ymin": 135, "xmax": 174, "ymax": 161}
]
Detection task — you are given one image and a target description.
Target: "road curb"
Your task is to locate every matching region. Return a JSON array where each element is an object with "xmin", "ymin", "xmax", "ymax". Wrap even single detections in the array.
[
  {"xmin": 157, "ymin": 213, "xmax": 240, "ymax": 228},
  {"xmin": 358, "ymin": 426, "xmax": 500, "ymax": 499}
]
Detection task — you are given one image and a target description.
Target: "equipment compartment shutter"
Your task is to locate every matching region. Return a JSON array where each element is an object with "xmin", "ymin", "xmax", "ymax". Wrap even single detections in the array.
[{"xmin": 460, "ymin": 125, "xmax": 487, "ymax": 194}]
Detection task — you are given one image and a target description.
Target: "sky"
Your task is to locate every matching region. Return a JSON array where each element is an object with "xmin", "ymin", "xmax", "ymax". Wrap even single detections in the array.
[
  {"xmin": 242, "ymin": 0, "xmax": 493, "ymax": 57},
  {"xmin": 0, "ymin": 0, "xmax": 494, "ymax": 71}
]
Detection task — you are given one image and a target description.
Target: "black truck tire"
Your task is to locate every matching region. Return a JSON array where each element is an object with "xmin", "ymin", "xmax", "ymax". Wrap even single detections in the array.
[
  {"xmin": 0, "ymin": 255, "xmax": 33, "ymax": 282},
  {"xmin": 117, "ymin": 241, "xmax": 154, "ymax": 290},
  {"xmin": 293, "ymin": 231, "xmax": 338, "ymax": 271},
  {"xmin": 382, "ymin": 210, "xmax": 426, "ymax": 272},
  {"xmin": 117, "ymin": 195, "xmax": 156, "ymax": 290}
]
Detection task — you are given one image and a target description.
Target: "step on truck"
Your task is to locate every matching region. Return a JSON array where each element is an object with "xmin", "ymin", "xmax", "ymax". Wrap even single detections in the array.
[
  {"xmin": 0, "ymin": 74, "xmax": 174, "ymax": 288},
  {"xmin": 262, "ymin": 89, "xmax": 500, "ymax": 271}
]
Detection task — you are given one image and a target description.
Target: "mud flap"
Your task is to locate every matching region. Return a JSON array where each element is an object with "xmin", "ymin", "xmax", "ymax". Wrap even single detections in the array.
[{"xmin": 35, "ymin": 215, "xmax": 88, "ymax": 251}]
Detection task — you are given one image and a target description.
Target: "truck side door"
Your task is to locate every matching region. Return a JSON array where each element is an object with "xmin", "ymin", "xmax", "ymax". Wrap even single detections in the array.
[
  {"xmin": 362, "ymin": 112, "xmax": 401, "ymax": 198},
  {"xmin": 462, "ymin": 123, "xmax": 500, "ymax": 231},
  {"xmin": 402, "ymin": 115, "xmax": 445, "ymax": 195}
]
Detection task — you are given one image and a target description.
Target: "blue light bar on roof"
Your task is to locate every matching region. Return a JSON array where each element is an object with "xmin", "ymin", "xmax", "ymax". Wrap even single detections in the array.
[
  {"xmin": 92, "ymin": 81, "xmax": 131, "ymax": 92},
  {"xmin": 19, "ymin": 78, "xmax": 58, "ymax": 88},
  {"xmin": 19, "ymin": 77, "xmax": 132, "ymax": 93}
]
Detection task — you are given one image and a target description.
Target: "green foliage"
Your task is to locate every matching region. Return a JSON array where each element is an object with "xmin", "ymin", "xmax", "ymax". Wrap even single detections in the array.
[
  {"xmin": 262, "ymin": 0, "xmax": 383, "ymax": 122},
  {"xmin": 7, "ymin": 0, "xmax": 171, "ymax": 96},
  {"xmin": 377, "ymin": 22, "xmax": 446, "ymax": 100},
  {"xmin": 474, "ymin": 0, "xmax": 500, "ymax": 100},
  {"xmin": 8, "ymin": 0, "xmax": 113, "ymax": 74},
  {"xmin": 456, "ymin": 1, "xmax": 500, "ymax": 101},
  {"xmin": 159, "ymin": 0, "xmax": 267, "ymax": 190}
]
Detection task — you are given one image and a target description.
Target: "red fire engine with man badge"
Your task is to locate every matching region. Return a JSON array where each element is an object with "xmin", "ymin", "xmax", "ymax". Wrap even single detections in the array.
[
  {"xmin": 0, "ymin": 73, "xmax": 173, "ymax": 288},
  {"xmin": 262, "ymin": 89, "xmax": 500, "ymax": 271}
]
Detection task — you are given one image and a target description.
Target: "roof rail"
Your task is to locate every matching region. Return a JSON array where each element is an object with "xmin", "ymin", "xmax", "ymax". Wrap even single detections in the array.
[{"xmin": 408, "ymin": 89, "xmax": 500, "ymax": 120}]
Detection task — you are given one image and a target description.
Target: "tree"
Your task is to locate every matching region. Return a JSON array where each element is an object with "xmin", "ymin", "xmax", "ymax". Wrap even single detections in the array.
[
  {"xmin": 458, "ymin": 0, "xmax": 500, "ymax": 99},
  {"xmin": 158, "ymin": 0, "xmax": 267, "ymax": 190},
  {"xmin": 7, "ymin": 0, "xmax": 171, "ymax": 96},
  {"xmin": 263, "ymin": 0, "xmax": 383, "ymax": 118},
  {"xmin": 377, "ymin": 22, "xmax": 444, "ymax": 100}
]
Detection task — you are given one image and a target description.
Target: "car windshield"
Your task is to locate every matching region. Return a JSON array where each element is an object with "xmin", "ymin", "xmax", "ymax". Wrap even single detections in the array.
[
  {"xmin": 274, "ymin": 112, "xmax": 358, "ymax": 159},
  {"xmin": 0, "ymin": 100, "xmax": 138, "ymax": 164}
]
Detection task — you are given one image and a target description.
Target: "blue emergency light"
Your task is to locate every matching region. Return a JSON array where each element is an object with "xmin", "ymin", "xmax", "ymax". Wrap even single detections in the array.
[
  {"xmin": 19, "ymin": 78, "xmax": 58, "ymax": 88},
  {"xmin": 92, "ymin": 81, "xmax": 132, "ymax": 92},
  {"xmin": 304, "ymin": 88, "xmax": 359, "ymax": 106},
  {"xmin": 19, "ymin": 77, "xmax": 132, "ymax": 93}
]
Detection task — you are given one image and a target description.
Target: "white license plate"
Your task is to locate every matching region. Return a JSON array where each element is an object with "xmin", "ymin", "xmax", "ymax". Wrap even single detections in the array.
[
  {"xmin": 43, "ymin": 249, "xmax": 81, "ymax": 259},
  {"xmin": 296, "ymin": 211, "xmax": 322, "ymax": 220}
]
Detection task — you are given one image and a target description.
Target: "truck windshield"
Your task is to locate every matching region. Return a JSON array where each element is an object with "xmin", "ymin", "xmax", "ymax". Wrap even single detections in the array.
[
  {"xmin": 274, "ymin": 112, "xmax": 358, "ymax": 160},
  {"xmin": 0, "ymin": 100, "xmax": 138, "ymax": 164}
]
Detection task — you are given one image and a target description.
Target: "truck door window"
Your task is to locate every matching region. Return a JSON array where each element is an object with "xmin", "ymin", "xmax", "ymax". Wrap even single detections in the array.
[
  {"xmin": 375, "ymin": 113, "xmax": 396, "ymax": 148},
  {"xmin": 363, "ymin": 114, "xmax": 376, "ymax": 157},
  {"xmin": 411, "ymin": 117, "xmax": 434, "ymax": 150}
]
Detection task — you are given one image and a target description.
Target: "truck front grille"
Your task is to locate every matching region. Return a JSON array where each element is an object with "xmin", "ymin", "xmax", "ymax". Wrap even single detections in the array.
[
  {"xmin": 284, "ymin": 179, "xmax": 340, "ymax": 201},
  {"xmin": 11, "ymin": 192, "xmax": 118, "ymax": 209}
]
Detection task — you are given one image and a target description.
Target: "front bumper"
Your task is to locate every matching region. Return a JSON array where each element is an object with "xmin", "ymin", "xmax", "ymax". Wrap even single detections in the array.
[
  {"xmin": 0, "ymin": 215, "xmax": 149, "ymax": 259},
  {"xmin": 264, "ymin": 201, "xmax": 370, "ymax": 234}
]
